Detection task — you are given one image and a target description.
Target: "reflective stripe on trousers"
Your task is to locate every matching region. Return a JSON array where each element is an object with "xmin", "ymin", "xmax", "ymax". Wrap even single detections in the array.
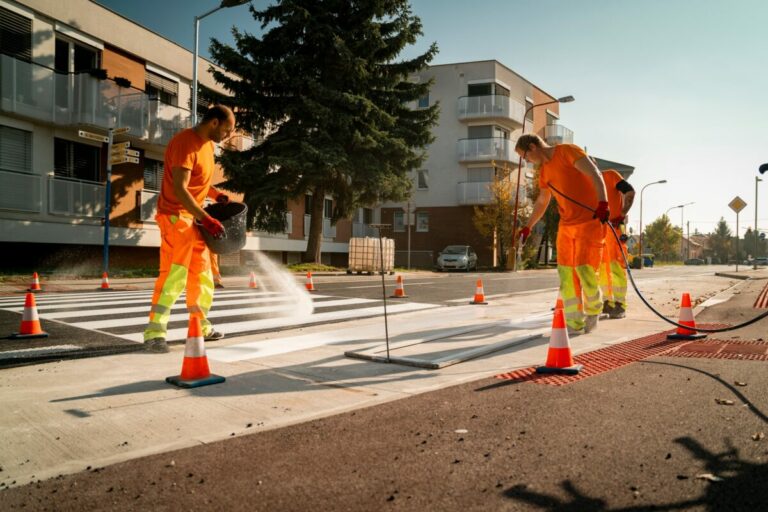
[
  {"xmin": 599, "ymin": 229, "xmax": 628, "ymax": 309},
  {"xmin": 143, "ymin": 213, "xmax": 214, "ymax": 341},
  {"xmin": 557, "ymin": 220, "xmax": 606, "ymax": 330}
]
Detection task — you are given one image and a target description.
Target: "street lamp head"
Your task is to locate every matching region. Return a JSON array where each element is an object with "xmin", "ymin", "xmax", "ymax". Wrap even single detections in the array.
[
  {"xmin": 557, "ymin": 95, "xmax": 575, "ymax": 103},
  {"xmin": 759, "ymin": 163, "xmax": 768, "ymax": 175},
  {"xmin": 220, "ymin": 0, "xmax": 249, "ymax": 7},
  {"xmin": 657, "ymin": 179, "xmax": 668, "ymax": 184}
]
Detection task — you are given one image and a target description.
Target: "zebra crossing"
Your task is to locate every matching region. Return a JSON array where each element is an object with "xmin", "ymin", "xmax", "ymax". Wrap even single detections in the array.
[{"xmin": 0, "ymin": 288, "xmax": 439, "ymax": 343}]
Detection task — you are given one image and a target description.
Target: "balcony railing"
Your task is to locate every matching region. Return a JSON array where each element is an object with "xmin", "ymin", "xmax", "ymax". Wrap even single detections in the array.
[
  {"xmin": 544, "ymin": 124, "xmax": 574, "ymax": 144},
  {"xmin": 457, "ymin": 95, "xmax": 525, "ymax": 125},
  {"xmin": 457, "ymin": 137, "xmax": 517, "ymax": 163},
  {"xmin": 457, "ymin": 180, "xmax": 527, "ymax": 206},
  {"xmin": 0, "ymin": 54, "xmax": 191, "ymax": 146},
  {"xmin": 0, "ymin": 170, "xmax": 41, "ymax": 213},
  {"xmin": 323, "ymin": 218, "xmax": 336, "ymax": 238},
  {"xmin": 139, "ymin": 189, "xmax": 159, "ymax": 223},
  {"xmin": 352, "ymin": 222, "xmax": 376, "ymax": 237},
  {"xmin": 48, "ymin": 176, "xmax": 105, "ymax": 218}
]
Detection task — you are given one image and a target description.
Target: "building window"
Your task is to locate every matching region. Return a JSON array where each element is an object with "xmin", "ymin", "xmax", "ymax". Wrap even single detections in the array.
[
  {"xmin": 525, "ymin": 99, "xmax": 534, "ymax": 122},
  {"xmin": 54, "ymin": 138, "xmax": 100, "ymax": 182},
  {"xmin": 416, "ymin": 211, "xmax": 429, "ymax": 232},
  {"xmin": 145, "ymin": 70, "xmax": 179, "ymax": 106},
  {"xmin": 0, "ymin": 7, "xmax": 32, "ymax": 61},
  {"xmin": 416, "ymin": 169, "xmax": 429, "ymax": 190},
  {"xmin": 363, "ymin": 207, "xmax": 373, "ymax": 224},
  {"xmin": 323, "ymin": 198, "xmax": 333, "ymax": 218},
  {"xmin": 467, "ymin": 83, "xmax": 509, "ymax": 97},
  {"xmin": 55, "ymin": 36, "xmax": 99, "ymax": 73},
  {"xmin": 468, "ymin": 167, "xmax": 493, "ymax": 183},
  {"xmin": 546, "ymin": 112, "xmax": 557, "ymax": 126},
  {"xmin": 143, "ymin": 159, "xmax": 163, "ymax": 191},
  {"xmin": 0, "ymin": 125, "xmax": 32, "ymax": 174},
  {"xmin": 393, "ymin": 211, "xmax": 404, "ymax": 232},
  {"xmin": 417, "ymin": 93, "xmax": 429, "ymax": 108}
]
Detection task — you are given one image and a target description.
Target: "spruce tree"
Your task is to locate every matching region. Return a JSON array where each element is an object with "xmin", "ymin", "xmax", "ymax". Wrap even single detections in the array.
[{"xmin": 207, "ymin": 0, "xmax": 439, "ymax": 262}]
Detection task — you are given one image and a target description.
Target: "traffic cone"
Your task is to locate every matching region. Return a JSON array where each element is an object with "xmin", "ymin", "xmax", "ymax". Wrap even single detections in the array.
[
  {"xmin": 10, "ymin": 293, "xmax": 49, "ymax": 339},
  {"xmin": 305, "ymin": 272, "xmax": 315, "ymax": 292},
  {"xmin": 27, "ymin": 272, "xmax": 42, "ymax": 292},
  {"xmin": 667, "ymin": 292, "xmax": 707, "ymax": 340},
  {"xmin": 248, "ymin": 271, "xmax": 258, "ymax": 289},
  {"xmin": 390, "ymin": 275, "xmax": 408, "ymax": 298},
  {"xmin": 98, "ymin": 272, "xmax": 112, "ymax": 291},
  {"xmin": 166, "ymin": 316, "xmax": 225, "ymax": 389},
  {"xmin": 535, "ymin": 307, "xmax": 582, "ymax": 375},
  {"xmin": 469, "ymin": 279, "xmax": 488, "ymax": 305},
  {"xmin": 555, "ymin": 297, "xmax": 564, "ymax": 310}
]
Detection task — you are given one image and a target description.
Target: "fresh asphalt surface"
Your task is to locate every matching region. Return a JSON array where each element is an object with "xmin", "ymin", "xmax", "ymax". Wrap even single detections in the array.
[{"xmin": 2, "ymin": 275, "xmax": 767, "ymax": 511}]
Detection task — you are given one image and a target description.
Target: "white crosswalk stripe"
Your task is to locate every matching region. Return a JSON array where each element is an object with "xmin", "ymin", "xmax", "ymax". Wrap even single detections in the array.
[{"xmin": 0, "ymin": 289, "xmax": 439, "ymax": 343}]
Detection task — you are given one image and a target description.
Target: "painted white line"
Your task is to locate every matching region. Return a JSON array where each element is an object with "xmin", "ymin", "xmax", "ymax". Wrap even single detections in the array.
[
  {"xmin": 0, "ymin": 288, "xmax": 286, "ymax": 305},
  {"xmin": 343, "ymin": 282, "xmax": 435, "ymax": 289},
  {"xmin": 445, "ymin": 287, "xmax": 559, "ymax": 303},
  {"xmin": 120, "ymin": 302, "xmax": 439, "ymax": 343},
  {"xmin": 0, "ymin": 345, "xmax": 82, "ymax": 359}
]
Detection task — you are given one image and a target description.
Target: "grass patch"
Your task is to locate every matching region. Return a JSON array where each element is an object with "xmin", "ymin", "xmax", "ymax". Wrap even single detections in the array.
[{"xmin": 287, "ymin": 263, "xmax": 344, "ymax": 273}]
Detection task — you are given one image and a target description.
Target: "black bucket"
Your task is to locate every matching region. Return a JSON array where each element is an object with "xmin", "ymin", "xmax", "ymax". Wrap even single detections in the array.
[{"xmin": 196, "ymin": 202, "xmax": 248, "ymax": 254}]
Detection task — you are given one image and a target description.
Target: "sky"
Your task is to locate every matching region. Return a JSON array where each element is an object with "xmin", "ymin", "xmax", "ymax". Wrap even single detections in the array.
[{"xmin": 95, "ymin": 0, "xmax": 768, "ymax": 239}]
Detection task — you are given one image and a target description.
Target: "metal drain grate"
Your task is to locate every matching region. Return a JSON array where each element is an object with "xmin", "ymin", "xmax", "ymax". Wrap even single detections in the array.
[
  {"xmin": 495, "ymin": 324, "xmax": 729, "ymax": 386},
  {"xmin": 753, "ymin": 281, "xmax": 768, "ymax": 309},
  {"xmin": 664, "ymin": 339, "xmax": 768, "ymax": 361}
]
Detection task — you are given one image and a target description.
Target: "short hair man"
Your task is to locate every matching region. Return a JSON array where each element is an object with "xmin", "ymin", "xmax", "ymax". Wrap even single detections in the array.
[
  {"xmin": 515, "ymin": 134, "xmax": 610, "ymax": 335},
  {"xmin": 143, "ymin": 105, "xmax": 235, "ymax": 353}
]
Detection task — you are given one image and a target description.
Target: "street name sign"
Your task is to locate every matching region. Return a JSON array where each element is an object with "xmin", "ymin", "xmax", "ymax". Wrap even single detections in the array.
[{"xmin": 78, "ymin": 130, "xmax": 109, "ymax": 143}]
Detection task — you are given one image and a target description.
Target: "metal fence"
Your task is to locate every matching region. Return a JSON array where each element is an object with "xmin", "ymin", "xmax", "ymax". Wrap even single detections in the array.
[
  {"xmin": 48, "ymin": 176, "xmax": 104, "ymax": 217},
  {"xmin": 0, "ymin": 170, "xmax": 41, "ymax": 213}
]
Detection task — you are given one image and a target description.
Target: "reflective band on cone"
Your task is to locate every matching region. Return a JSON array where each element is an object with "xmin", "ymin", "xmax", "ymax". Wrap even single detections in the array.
[
  {"xmin": 306, "ymin": 272, "xmax": 315, "ymax": 292},
  {"xmin": 470, "ymin": 279, "xmax": 487, "ymax": 305},
  {"xmin": 28, "ymin": 272, "xmax": 41, "ymax": 292},
  {"xmin": 166, "ymin": 316, "xmax": 225, "ymax": 388},
  {"xmin": 248, "ymin": 272, "xmax": 258, "ymax": 289},
  {"xmin": 667, "ymin": 292, "xmax": 706, "ymax": 340},
  {"xmin": 390, "ymin": 275, "xmax": 408, "ymax": 298},
  {"xmin": 10, "ymin": 292, "xmax": 49, "ymax": 339},
  {"xmin": 536, "ymin": 307, "xmax": 582, "ymax": 375}
]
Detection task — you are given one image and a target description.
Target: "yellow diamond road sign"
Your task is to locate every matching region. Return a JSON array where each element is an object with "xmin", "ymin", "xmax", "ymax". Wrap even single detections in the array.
[{"xmin": 729, "ymin": 196, "xmax": 747, "ymax": 213}]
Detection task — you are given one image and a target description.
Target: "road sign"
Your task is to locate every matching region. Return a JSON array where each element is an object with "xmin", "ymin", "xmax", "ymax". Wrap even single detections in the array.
[
  {"xmin": 112, "ymin": 127, "xmax": 131, "ymax": 135},
  {"xmin": 109, "ymin": 155, "xmax": 140, "ymax": 166},
  {"xmin": 110, "ymin": 142, "xmax": 131, "ymax": 152},
  {"xmin": 125, "ymin": 149, "xmax": 140, "ymax": 158},
  {"xmin": 729, "ymin": 196, "xmax": 747, "ymax": 213},
  {"xmin": 78, "ymin": 130, "xmax": 109, "ymax": 143}
]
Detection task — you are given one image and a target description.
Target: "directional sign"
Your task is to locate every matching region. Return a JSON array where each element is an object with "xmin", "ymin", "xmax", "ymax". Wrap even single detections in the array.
[
  {"xmin": 109, "ymin": 155, "xmax": 140, "ymax": 166},
  {"xmin": 729, "ymin": 196, "xmax": 747, "ymax": 213},
  {"xmin": 110, "ymin": 142, "xmax": 131, "ymax": 152},
  {"xmin": 112, "ymin": 127, "xmax": 131, "ymax": 135},
  {"xmin": 78, "ymin": 130, "xmax": 109, "ymax": 143},
  {"xmin": 125, "ymin": 149, "xmax": 140, "ymax": 158}
]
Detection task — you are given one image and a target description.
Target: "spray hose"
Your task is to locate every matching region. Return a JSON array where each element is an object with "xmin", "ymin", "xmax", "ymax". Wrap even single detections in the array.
[{"xmin": 540, "ymin": 182, "xmax": 768, "ymax": 333}]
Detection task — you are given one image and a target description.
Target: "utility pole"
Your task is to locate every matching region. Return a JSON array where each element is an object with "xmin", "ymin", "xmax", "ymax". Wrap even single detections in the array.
[{"xmin": 686, "ymin": 221, "xmax": 690, "ymax": 260}]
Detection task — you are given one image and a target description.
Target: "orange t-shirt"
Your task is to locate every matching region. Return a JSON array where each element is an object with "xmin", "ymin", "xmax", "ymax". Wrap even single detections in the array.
[
  {"xmin": 157, "ymin": 128, "xmax": 215, "ymax": 216},
  {"xmin": 601, "ymin": 169, "xmax": 625, "ymax": 219},
  {"xmin": 538, "ymin": 144, "xmax": 598, "ymax": 226}
]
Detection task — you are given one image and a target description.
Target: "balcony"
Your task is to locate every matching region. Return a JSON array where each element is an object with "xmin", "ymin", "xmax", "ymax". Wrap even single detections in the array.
[
  {"xmin": 352, "ymin": 222, "xmax": 376, "ymax": 237},
  {"xmin": 457, "ymin": 180, "xmax": 527, "ymax": 206},
  {"xmin": 544, "ymin": 123, "xmax": 574, "ymax": 144},
  {"xmin": 0, "ymin": 170, "xmax": 42, "ymax": 213},
  {"xmin": 0, "ymin": 54, "xmax": 191, "ymax": 146},
  {"xmin": 457, "ymin": 137, "xmax": 517, "ymax": 163},
  {"xmin": 303, "ymin": 215, "xmax": 337, "ymax": 239},
  {"xmin": 457, "ymin": 95, "xmax": 525, "ymax": 125},
  {"xmin": 48, "ymin": 176, "xmax": 105, "ymax": 218}
]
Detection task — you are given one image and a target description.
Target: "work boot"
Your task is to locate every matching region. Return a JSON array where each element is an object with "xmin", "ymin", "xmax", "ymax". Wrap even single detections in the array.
[
  {"xmin": 567, "ymin": 326, "xmax": 585, "ymax": 337},
  {"xmin": 214, "ymin": 282, "xmax": 225, "ymax": 289},
  {"xmin": 584, "ymin": 314, "xmax": 599, "ymax": 333},
  {"xmin": 144, "ymin": 337, "xmax": 168, "ymax": 353},
  {"xmin": 609, "ymin": 304, "xmax": 626, "ymax": 319},
  {"xmin": 204, "ymin": 329, "xmax": 225, "ymax": 342},
  {"xmin": 602, "ymin": 300, "xmax": 615, "ymax": 315}
]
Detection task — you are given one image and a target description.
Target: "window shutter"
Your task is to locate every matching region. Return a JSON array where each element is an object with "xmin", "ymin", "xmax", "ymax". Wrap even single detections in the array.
[
  {"xmin": 145, "ymin": 70, "xmax": 179, "ymax": 96},
  {"xmin": 0, "ymin": 125, "xmax": 32, "ymax": 173},
  {"xmin": 0, "ymin": 7, "xmax": 32, "ymax": 61}
]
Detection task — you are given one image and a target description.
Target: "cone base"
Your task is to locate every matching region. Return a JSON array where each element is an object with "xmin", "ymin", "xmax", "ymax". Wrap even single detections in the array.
[
  {"xmin": 27, "ymin": 289, "xmax": 42, "ymax": 293},
  {"xmin": 469, "ymin": 300, "xmax": 488, "ymax": 305},
  {"xmin": 535, "ymin": 363, "xmax": 583, "ymax": 375},
  {"xmin": 10, "ymin": 331, "xmax": 49, "ymax": 339},
  {"xmin": 667, "ymin": 332, "xmax": 707, "ymax": 340},
  {"xmin": 166, "ymin": 374, "xmax": 225, "ymax": 388},
  {"xmin": 97, "ymin": 287, "xmax": 113, "ymax": 291},
  {"xmin": 390, "ymin": 294, "xmax": 408, "ymax": 298}
]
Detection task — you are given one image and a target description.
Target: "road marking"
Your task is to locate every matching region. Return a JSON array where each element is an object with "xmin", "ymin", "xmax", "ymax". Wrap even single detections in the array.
[
  {"xmin": 445, "ymin": 287, "xmax": 559, "ymax": 303},
  {"xmin": 344, "ymin": 281, "xmax": 435, "ymax": 289},
  {"xmin": 0, "ymin": 345, "xmax": 82, "ymax": 360}
]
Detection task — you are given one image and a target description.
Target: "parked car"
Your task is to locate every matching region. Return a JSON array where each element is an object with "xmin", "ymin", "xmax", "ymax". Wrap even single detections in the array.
[
  {"xmin": 630, "ymin": 254, "xmax": 654, "ymax": 269},
  {"xmin": 684, "ymin": 258, "xmax": 705, "ymax": 265},
  {"xmin": 435, "ymin": 245, "xmax": 478, "ymax": 271},
  {"xmin": 754, "ymin": 257, "xmax": 768, "ymax": 266}
]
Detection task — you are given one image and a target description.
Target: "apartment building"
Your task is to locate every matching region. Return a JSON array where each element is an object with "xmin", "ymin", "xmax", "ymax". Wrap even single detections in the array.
[
  {"xmin": 0, "ymin": 0, "xmax": 367, "ymax": 270},
  {"xmin": 380, "ymin": 60, "xmax": 575, "ymax": 269}
]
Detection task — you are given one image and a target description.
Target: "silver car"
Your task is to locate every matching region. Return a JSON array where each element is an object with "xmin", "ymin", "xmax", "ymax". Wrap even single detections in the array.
[{"xmin": 436, "ymin": 245, "xmax": 478, "ymax": 271}]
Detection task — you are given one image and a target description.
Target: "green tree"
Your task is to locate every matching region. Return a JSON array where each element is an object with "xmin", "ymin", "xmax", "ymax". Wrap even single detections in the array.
[
  {"xmin": 707, "ymin": 218, "xmax": 732, "ymax": 263},
  {"xmin": 643, "ymin": 214, "xmax": 681, "ymax": 261},
  {"xmin": 208, "ymin": 0, "xmax": 439, "ymax": 262},
  {"xmin": 472, "ymin": 175, "xmax": 514, "ymax": 268},
  {"xmin": 743, "ymin": 228, "xmax": 767, "ymax": 260}
]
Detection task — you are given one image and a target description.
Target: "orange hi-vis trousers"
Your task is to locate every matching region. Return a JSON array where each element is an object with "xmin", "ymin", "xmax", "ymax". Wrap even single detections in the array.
[
  {"xmin": 143, "ymin": 213, "xmax": 215, "ymax": 341},
  {"xmin": 556, "ymin": 219, "xmax": 606, "ymax": 331},
  {"xmin": 210, "ymin": 252, "xmax": 222, "ymax": 285},
  {"xmin": 599, "ymin": 226, "xmax": 629, "ymax": 310}
]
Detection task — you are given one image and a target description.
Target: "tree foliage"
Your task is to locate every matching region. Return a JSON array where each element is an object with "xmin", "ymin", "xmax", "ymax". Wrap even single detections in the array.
[
  {"xmin": 707, "ymin": 217, "xmax": 732, "ymax": 263},
  {"xmin": 643, "ymin": 214, "xmax": 681, "ymax": 261},
  {"xmin": 207, "ymin": 0, "xmax": 439, "ymax": 261},
  {"xmin": 472, "ymin": 175, "xmax": 515, "ymax": 268}
]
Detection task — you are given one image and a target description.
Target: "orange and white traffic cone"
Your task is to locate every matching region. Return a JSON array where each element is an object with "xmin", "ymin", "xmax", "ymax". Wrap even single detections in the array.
[
  {"xmin": 390, "ymin": 275, "xmax": 408, "ymax": 298},
  {"xmin": 248, "ymin": 271, "xmax": 258, "ymax": 289},
  {"xmin": 469, "ymin": 279, "xmax": 488, "ymax": 305},
  {"xmin": 166, "ymin": 316, "xmax": 225, "ymax": 389},
  {"xmin": 27, "ymin": 272, "xmax": 42, "ymax": 293},
  {"xmin": 305, "ymin": 272, "xmax": 315, "ymax": 292},
  {"xmin": 10, "ymin": 293, "xmax": 49, "ymax": 339},
  {"xmin": 535, "ymin": 306, "xmax": 582, "ymax": 375},
  {"xmin": 667, "ymin": 292, "xmax": 707, "ymax": 340},
  {"xmin": 98, "ymin": 272, "xmax": 112, "ymax": 291}
]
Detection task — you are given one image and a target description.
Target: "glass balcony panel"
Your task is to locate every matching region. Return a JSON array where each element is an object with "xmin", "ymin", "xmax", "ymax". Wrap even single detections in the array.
[
  {"xmin": 544, "ymin": 124, "xmax": 574, "ymax": 144},
  {"xmin": 148, "ymin": 99, "xmax": 192, "ymax": 146},
  {"xmin": 456, "ymin": 180, "xmax": 527, "ymax": 205},
  {"xmin": 323, "ymin": 218, "xmax": 336, "ymax": 238},
  {"xmin": 139, "ymin": 189, "xmax": 159, "ymax": 223},
  {"xmin": 457, "ymin": 95, "xmax": 525, "ymax": 124},
  {"xmin": 0, "ymin": 170, "xmax": 42, "ymax": 213},
  {"xmin": 457, "ymin": 137, "xmax": 517, "ymax": 163},
  {"xmin": 48, "ymin": 176, "xmax": 105, "ymax": 218}
]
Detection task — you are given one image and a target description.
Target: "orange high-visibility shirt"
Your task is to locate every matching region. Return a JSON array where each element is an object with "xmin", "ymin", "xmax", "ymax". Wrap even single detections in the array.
[
  {"xmin": 538, "ymin": 144, "xmax": 598, "ymax": 226},
  {"xmin": 601, "ymin": 169, "xmax": 625, "ymax": 219},
  {"xmin": 157, "ymin": 128, "xmax": 215, "ymax": 217}
]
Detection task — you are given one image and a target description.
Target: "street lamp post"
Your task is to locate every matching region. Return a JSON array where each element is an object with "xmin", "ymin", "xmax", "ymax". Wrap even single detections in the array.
[
  {"xmin": 192, "ymin": 0, "xmax": 249, "ymax": 125},
  {"xmin": 638, "ymin": 180, "xmax": 667, "ymax": 269},
  {"xmin": 510, "ymin": 95, "xmax": 575, "ymax": 271},
  {"xmin": 665, "ymin": 201, "xmax": 694, "ymax": 261},
  {"xmin": 756, "ymin": 163, "xmax": 767, "ymax": 268}
]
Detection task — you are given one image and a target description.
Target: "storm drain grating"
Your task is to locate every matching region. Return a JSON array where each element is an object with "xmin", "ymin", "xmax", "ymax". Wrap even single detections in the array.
[
  {"xmin": 753, "ymin": 281, "xmax": 768, "ymax": 309},
  {"xmin": 495, "ymin": 324, "xmax": 729, "ymax": 386},
  {"xmin": 663, "ymin": 339, "xmax": 768, "ymax": 361}
]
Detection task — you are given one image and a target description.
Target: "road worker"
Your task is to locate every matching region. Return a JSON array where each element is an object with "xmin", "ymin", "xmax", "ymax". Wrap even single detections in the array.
[
  {"xmin": 143, "ymin": 105, "xmax": 235, "ymax": 353},
  {"xmin": 210, "ymin": 252, "xmax": 225, "ymax": 289},
  {"xmin": 598, "ymin": 166, "xmax": 635, "ymax": 319},
  {"xmin": 515, "ymin": 134, "xmax": 609, "ymax": 335}
]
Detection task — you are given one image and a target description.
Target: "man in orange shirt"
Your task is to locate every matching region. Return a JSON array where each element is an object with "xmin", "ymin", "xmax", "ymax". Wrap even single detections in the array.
[
  {"xmin": 598, "ymin": 166, "xmax": 635, "ymax": 319},
  {"xmin": 143, "ymin": 105, "xmax": 235, "ymax": 353},
  {"xmin": 516, "ymin": 134, "xmax": 610, "ymax": 334}
]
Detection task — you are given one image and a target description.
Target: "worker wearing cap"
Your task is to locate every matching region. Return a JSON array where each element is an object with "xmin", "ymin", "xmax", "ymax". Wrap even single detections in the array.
[
  {"xmin": 143, "ymin": 105, "xmax": 235, "ymax": 353},
  {"xmin": 515, "ymin": 134, "xmax": 610, "ymax": 335},
  {"xmin": 598, "ymin": 167, "xmax": 635, "ymax": 319}
]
